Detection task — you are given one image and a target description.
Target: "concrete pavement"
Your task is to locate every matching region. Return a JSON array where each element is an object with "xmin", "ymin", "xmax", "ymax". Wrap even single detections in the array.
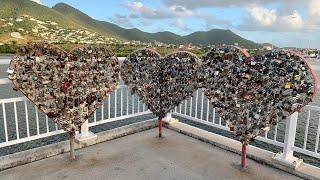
[{"xmin": 0, "ymin": 128, "xmax": 302, "ymax": 180}]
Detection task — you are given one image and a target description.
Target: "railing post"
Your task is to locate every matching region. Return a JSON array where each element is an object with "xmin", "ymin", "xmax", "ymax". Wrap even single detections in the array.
[
  {"xmin": 75, "ymin": 119, "xmax": 97, "ymax": 143},
  {"xmin": 164, "ymin": 111, "xmax": 179, "ymax": 124},
  {"xmin": 273, "ymin": 112, "xmax": 303, "ymax": 169},
  {"xmin": 165, "ymin": 112, "xmax": 172, "ymax": 121}
]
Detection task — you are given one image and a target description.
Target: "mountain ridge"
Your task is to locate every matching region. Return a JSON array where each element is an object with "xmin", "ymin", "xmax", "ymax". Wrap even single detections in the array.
[{"xmin": 0, "ymin": 0, "xmax": 262, "ymax": 48}]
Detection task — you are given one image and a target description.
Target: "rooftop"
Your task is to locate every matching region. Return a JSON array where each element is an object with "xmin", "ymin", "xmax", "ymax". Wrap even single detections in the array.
[{"xmin": 0, "ymin": 128, "xmax": 303, "ymax": 180}]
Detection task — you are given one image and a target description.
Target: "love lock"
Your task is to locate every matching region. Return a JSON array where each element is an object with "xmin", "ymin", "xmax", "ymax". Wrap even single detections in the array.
[
  {"xmin": 121, "ymin": 48, "xmax": 201, "ymax": 138},
  {"xmin": 199, "ymin": 45, "xmax": 317, "ymax": 168},
  {"xmin": 8, "ymin": 42, "xmax": 120, "ymax": 160}
]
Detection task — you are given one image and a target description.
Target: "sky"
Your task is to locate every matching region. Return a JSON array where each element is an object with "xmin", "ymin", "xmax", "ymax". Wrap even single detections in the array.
[{"xmin": 31, "ymin": 0, "xmax": 320, "ymax": 48}]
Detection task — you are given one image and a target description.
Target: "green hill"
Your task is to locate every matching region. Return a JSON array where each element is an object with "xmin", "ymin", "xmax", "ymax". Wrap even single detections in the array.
[
  {"xmin": 0, "ymin": 0, "xmax": 262, "ymax": 48},
  {"xmin": 0, "ymin": 0, "xmax": 82, "ymax": 28},
  {"xmin": 52, "ymin": 3, "xmax": 121, "ymax": 39},
  {"xmin": 52, "ymin": 3, "xmax": 186, "ymax": 44},
  {"xmin": 184, "ymin": 29, "xmax": 260, "ymax": 48},
  {"xmin": 52, "ymin": 3, "xmax": 259, "ymax": 48}
]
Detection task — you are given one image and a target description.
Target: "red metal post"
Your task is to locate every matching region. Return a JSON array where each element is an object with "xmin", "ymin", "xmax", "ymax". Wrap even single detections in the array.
[
  {"xmin": 241, "ymin": 143, "xmax": 247, "ymax": 168},
  {"xmin": 158, "ymin": 117, "xmax": 162, "ymax": 137}
]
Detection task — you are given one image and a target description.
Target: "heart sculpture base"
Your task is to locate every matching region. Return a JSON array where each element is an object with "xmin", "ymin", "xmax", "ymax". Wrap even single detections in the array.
[
  {"xmin": 164, "ymin": 113, "xmax": 179, "ymax": 125},
  {"xmin": 75, "ymin": 131, "xmax": 97, "ymax": 144},
  {"xmin": 273, "ymin": 153, "xmax": 303, "ymax": 169}
]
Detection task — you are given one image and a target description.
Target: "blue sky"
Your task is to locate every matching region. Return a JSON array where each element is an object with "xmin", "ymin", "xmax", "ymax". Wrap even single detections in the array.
[{"xmin": 35, "ymin": 0, "xmax": 320, "ymax": 48}]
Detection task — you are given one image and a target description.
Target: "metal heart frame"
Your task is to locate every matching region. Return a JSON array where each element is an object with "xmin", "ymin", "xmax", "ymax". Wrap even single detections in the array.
[
  {"xmin": 199, "ymin": 45, "xmax": 317, "ymax": 167},
  {"xmin": 8, "ymin": 42, "xmax": 120, "ymax": 133},
  {"xmin": 121, "ymin": 48, "xmax": 200, "ymax": 137}
]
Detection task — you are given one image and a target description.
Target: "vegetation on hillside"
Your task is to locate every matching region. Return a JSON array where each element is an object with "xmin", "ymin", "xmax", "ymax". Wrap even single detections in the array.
[
  {"xmin": 0, "ymin": 0, "xmax": 81, "ymax": 28},
  {"xmin": 52, "ymin": 2, "xmax": 261, "ymax": 48},
  {"xmin": 0, "ymin": 0, "xmax": 263, "ymax": 55}
]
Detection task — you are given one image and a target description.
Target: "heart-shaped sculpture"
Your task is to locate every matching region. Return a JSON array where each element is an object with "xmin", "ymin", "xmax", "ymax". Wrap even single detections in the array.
[
  {"xmin": 8, "ymin": 42, "xmax": 120, "ymax": 132},
  {"xmin": 199, "ymin": 46, "xmax": 317, "ymax": 144},
  {"xmin": 121, "ymin": 49, "xmax": 200, "ymax": 136},
  {"xmin": 121, "ymin": 49, "xmax": 200, "ymax": 118}
]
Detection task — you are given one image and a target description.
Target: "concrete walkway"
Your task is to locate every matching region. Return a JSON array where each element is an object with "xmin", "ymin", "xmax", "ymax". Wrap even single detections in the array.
[{"xmin": 0, "ymin": 128, "xmax": 302, "ymax": 180}]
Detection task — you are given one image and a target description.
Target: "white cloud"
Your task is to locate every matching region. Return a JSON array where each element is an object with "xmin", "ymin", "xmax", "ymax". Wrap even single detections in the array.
[
  {"xmin": 161, "ymin": 0, "xmax": 302, "ymax": 9},
  {"xmin": 171, "ymin": 19, "xmax": 192, "ymax": 32},
  {"xmin": 169, "ymin": 5, "xmax": 194, "ymax": 16},
  {"xmin": 163, "ymin": 0, "xmax": 320, "ymax": 32},
  {"xmin": 125, "ymin": 1, "xmax": 171, "ymax": 19},
  {"xmin": 239, "ymin": 5, "xmax": 305, "ymax": 32},
  {"xmin": 125, "ymin": 1, "xmax": 197, "ymax": 19},
  {"xmin": 247, "ymin": 6, "xmax": 277, "ymax": 26},
  {"xmin": 124, "ymin": 1, "xmax": 231, "ymax": 32},
  {"xmin": 120, "ymin": 0, "xmax": 320, "ymax": 34},
  {"xmin": 308, "ymin": 0, "xmax": 320, "ymax": 17},
  {"xmin": 30, "ymin": 0, "xmax": 42, "ymax": 5},
  {"xmin": 305, "ymin": 0, "xmax": 320, "ymax": 30},
  {"xmin": 281, "ymin": 11, "xmax": 303, "ymax": 29}
]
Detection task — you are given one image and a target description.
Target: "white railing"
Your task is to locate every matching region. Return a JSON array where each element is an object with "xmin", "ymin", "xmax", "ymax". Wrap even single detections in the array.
[
  {"xmin": 173, "ymin": 89, "xmax": 320, "ymax": 165},
  {"xmin": 0, "ymin": 57, "xmax": 152, "ymax": 148},
  {"xmin": 0, "ymin": 80, "xmax": 151, "ymax": 148},
  {"xmin": 1, "ymin": 58, "xmax": 320, "ymax": 167}
]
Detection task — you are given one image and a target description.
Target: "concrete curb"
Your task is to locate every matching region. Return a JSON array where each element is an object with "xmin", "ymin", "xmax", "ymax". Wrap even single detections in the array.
[
  {"xmin": 0, "ymin": 119, "xmax": 157, "ymax": 171},
  {"xmin": 164, "ymin": 121, "xmax": 320, "ymax": 180}
]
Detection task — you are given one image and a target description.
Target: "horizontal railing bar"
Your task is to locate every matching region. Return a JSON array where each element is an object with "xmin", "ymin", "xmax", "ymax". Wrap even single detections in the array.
[
  {"xmin": 0, "ymin": 97, "xmax": 28, "ymax": 104},
  {"xmin": 0, "ymin": 59, "xmax": 11, "ymax": 65},
  {"xmin": 88, "ymin": 111, "xmax": 152, "ymax": 127},
  {"xmin": 293, "ymin": 147, "xmax": 320, "ymax": 159},
  {"xmin": 173, "ymin": 112, "xmax": 229, "ymax": 131},
  {"xmin": 255, "ymin": 136, "xmax": 284, "ymax": 147},
  {"xmin": 0, "ymin": 130, "xmax": 65, "ymax": 148},
  {"xmin": 0, "ymin": 78, "xmax": 10, "ymax": 85},
  {"xmin": 303, "ymin": 105, "xmax": 320, "ymax": 112},
  {"xmin": 0, "ymin": 111, "xmax": 152, "ymax": 148},
  {"xmin": 173, "ymin": 112, "xmax": 285, "ymax": 147}
]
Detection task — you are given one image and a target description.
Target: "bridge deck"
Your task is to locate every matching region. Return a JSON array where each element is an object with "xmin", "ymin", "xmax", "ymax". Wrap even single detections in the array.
[{"xmin": 0, "ymin": 128, "xmax": 301, "ymax": 180}]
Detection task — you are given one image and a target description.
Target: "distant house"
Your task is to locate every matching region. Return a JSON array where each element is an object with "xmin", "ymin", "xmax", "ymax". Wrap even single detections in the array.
[
  {"xmin": 263, "ymin": 45, "xmax": 273, "ymax": 51},
  {"xmin": 10, "ymin": 32, "xmax": 24, "ymax": 39},
  {"xmin": 179, "ymin": 44, "xmax": 194, "ymax": 50},
  {"xmin": 309, "ymin": 53, "xmax": 317, "ymax": 58}
]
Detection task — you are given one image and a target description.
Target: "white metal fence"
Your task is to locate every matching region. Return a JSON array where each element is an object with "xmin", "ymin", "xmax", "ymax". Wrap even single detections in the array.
[
  {"xmin": 173, "ymin": 89, "xmax": 320, "ymax": 161},
  {"xmin": 0, "ymin": 78, "xmax": 151, "ymax": 148}
]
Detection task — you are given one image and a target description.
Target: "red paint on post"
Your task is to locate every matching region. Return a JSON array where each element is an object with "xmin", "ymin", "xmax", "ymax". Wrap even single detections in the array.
[
  {"xmin": 241, "ymin": 143, "xmax": 247, "ymax": 168},
  {"xmin": 158, "ymin": 117, "xmax": 162, "ymax": 137}
]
